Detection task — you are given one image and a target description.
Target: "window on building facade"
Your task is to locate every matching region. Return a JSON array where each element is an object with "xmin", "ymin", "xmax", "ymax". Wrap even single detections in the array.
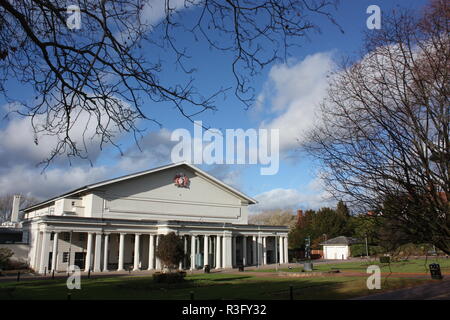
[
  {"xmin": 79, "ymin": 233, "xmax": 85, "ymax": 241},
  {"xmin": 62, "ymin": 252, "xmax": 69, "ymax": 263}
]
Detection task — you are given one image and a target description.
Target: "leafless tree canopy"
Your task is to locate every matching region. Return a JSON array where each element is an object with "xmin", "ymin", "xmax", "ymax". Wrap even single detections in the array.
[
  {"xmin": 248, "ymin": 209, "xmax": 296, "ymax": 227},
  {"xmin": 0, "ymin": 0, "xmax": 338, "ymax": 166},
  {"xmin": 304, "ymin": 0, "xmax": 449, "ymax": 253}
]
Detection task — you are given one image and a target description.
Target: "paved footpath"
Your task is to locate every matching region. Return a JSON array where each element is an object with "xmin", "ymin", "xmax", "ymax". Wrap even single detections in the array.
[{"xmin": 353, "ymin": 277, "xmax": 450, "ymax": 300}]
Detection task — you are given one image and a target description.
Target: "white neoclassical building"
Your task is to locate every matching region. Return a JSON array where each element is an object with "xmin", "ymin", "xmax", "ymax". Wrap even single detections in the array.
[{"xmin": 22, "ymin": 162, "xmax": 289, "ymax": 274}]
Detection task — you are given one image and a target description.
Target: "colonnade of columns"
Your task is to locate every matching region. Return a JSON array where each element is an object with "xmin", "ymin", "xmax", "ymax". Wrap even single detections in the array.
[{"xmin": 37, "ymin": 230, "xmax": 289, "ymax": 274}]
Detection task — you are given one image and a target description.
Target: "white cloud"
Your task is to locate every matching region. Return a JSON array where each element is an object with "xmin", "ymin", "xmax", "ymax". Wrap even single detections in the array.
[
  {"xmin": 249, "ymin": 176, "xmax": 335, "ymax": 213},
  {"xmin": 0, "ymin": 165, "xmax": 110, "ymax": 200},
  {"xmin": 203, "ymin": 164, "xmax": 243, "ymax": 190},
  {"xmin": 258, "ymin": 52, "xmax": 335, "ymax": 153},
  {"xmin": 116, "ymin": 128, "xmax": 175, "ymax": 172},
  {"xmin": 0, "ymin": 99, "xmax": 131, "ymax": 168}
]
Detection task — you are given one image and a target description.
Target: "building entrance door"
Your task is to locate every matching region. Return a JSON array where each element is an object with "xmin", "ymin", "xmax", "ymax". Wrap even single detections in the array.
[{"xmin": 74, "ymin": 252, "xmax": 86, "ymax": 269}]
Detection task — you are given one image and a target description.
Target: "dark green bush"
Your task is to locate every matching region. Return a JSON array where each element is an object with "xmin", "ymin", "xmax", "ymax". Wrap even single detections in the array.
[
  {"xmin": 152, "ymin": 271, "xmax": 186, "ymax": 283},
  {"xmin": 350, "ymin": 244, "xmax": 385, "ymax": 257}
]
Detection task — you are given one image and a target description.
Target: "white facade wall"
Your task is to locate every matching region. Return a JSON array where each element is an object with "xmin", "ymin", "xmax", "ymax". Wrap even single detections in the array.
[{"xmin": 323, "ymin": 245, "xmax": 350, "ymax": 260}]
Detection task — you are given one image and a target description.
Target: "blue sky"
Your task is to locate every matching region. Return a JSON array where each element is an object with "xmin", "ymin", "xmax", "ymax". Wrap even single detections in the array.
[{"xmin": 0, "ymin": 0, "xmax": 427, "ymax": 213}]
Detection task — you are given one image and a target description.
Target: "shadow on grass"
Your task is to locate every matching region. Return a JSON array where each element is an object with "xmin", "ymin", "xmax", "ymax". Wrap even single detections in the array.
[{"xmin": 0, "ymin": 272, "xmax": 431, "ymax": 300}]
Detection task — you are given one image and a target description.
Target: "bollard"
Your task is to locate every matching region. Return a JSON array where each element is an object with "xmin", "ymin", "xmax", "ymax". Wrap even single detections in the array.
[
  {"xmin": 190, "ymin": 291, "xmax": 194, "ymax": 300},
  {"xmin": 44, "ymin": 267, "xmax": 47, "ymax": 276},
  {"xmin": 67, "ymin": 292, "xmax": 71, "ymax": 300},
  {"xmin": 17, "ymin": 271, "xmax": 20, "ymax": 282},
  {"xmin": 88, "ymin": 269, "xmax": 91, "ymax": 279},
  {"xmin": 52, "ymin": 270, "xmax": 55, "ymax": 280},
  {"xmin": 289, "ymin": 285, "xmax": 293, "ymax": 300}
]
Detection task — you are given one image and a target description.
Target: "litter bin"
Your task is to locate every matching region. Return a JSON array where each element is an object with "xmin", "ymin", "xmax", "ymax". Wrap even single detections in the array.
[
  {"xmin": 204, "ymin": 264, "xmax": 210, "ymax": 273},
  {"xmin": 238, "ymin": 264, "xmax": 244, "ymax": 272},
  {"xmin": 303, "ymin": 262, "xmax": 313, "ymax": 272},
  {"xmin": 429, "ymin": 263, "xmax": 443, "ymax": 280}
]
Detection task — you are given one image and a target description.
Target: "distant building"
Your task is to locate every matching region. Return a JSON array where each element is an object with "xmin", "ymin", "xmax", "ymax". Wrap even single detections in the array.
[{"xmin": 320, "ymin": 236, "xmax": 360, "ymax": 260}]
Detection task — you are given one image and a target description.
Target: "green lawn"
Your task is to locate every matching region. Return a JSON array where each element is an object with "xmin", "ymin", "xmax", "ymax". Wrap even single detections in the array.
[
  {"xmin": 249, "ymin": 258, "xmax": 450, "ymax": 274},
  {"xmin": 0, "ymin": 272, "xmax": 432, "ymax": 300}
]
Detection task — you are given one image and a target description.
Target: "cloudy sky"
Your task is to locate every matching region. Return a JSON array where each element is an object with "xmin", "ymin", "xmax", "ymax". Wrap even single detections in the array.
[{"xmin": 0, "ymin": 0, "xmax": 427, "ymax": 213}]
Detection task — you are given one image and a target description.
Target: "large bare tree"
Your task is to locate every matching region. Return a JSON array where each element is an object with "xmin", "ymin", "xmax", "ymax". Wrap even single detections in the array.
[
  {"xmin": 304, "ymin": 0, "xmax": 449, "ymax": 253},
  {"xmin": 0, "ymin": 0, "xmax": 339, "ymax": 166}
]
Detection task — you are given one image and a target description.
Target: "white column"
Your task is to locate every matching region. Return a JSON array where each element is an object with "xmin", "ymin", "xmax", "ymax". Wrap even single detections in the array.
[
  {"xmin": 155, "ymin": 235, "xmax": 161, "ymax": 270},
  {"xmin": 284, "ymin": 236, "xmax": 289, "ymax": 264},
  {"xmin": 279, "ymin": 236, "xmax": 284, "ymax": 264},
  {"xmin": 252, "ymin": 235, "xmax": 257, "ymax": 265},
  {"xmin": 85, "ymin": 232, "xmax": 93, "ymax": 272},
  {"xmin": 190, "ymin": 235, "xmax": 196, "ymax": 270},
  {"xmin": 203, "ymin": 235, "xmax": 209, "ymax": 266},
  {"xmin": 183, "ymin": 236, "xmax": 188, "ymax": 269},
  {"xmin": 133, "ymin": 233, "xmax": 140, "ymax": 271},
  {"xmin": 242, "ymin": 236, "xmax": 247, "ymax": 266},
  {"xmin": 39, "ymin": 231, "xmax": 50, "ymax": 274},
  {"xmin": 51, "ymin": 232, "xmax": 59, "ymax": 271},
  {"xmin": 232, "ymin": 236, "xmax": 236, "ymax": 267},
  {"xmin": 93, "ymin": 233, "xmax": 102, "ymax": 272},
  {"xmin": 215, "ymin": 235, "xmax": 221, "ymax": 269},
  {"xmin": 275, "ymin": 236, "xmax": 279, "ymax": 264},
  {"xmin": 257, "ymin": 235, "xmax": 262, "ymax": 266},
  {"xmin": 103, "ymin": 234, "xmax": 109, "ymax": 272},
  {"xmin": 263, "ymin": 236, "xmax": 267, "ymax": 265},
  {"xmin": 179, "ymin": 235, "xmax": 184, "ymax": 270},
  {"xmin": 148, "ymin": 234, "xmax": 155, "ymax": 270},
  {"xmin": 209, "ymin": 236, "xmax": 213, "ymax": 266},
  {"xmin": 223, "ymin": 234, "xmax": 232, "ymax": 268},
  {"xmin": 118, "ymin": 233, "xmax": 125, "ymax": 271}
]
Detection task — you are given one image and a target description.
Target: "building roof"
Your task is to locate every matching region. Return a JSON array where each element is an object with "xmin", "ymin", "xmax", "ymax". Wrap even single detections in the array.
[
  {"xmin": 24, "ymin": 162, "xmax": 257, "ymax": 212},
  {"xmin": 320, "ymin": 236, "xmax": 361, "ymax": 246}
]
